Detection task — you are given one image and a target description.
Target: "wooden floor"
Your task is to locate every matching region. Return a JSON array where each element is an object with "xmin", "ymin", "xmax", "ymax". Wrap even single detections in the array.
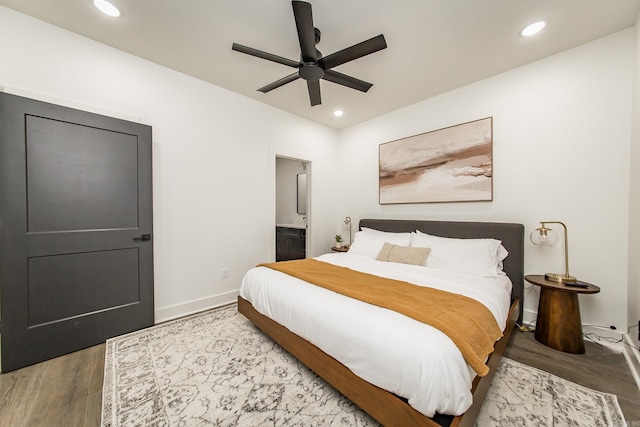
[
  {"xmin": 0, "ymin": 344, "xmax": 105, "ymax": 427},
  {"xmin": 0, "ymin": 330, "xmax": 638, "ymax": 426}
]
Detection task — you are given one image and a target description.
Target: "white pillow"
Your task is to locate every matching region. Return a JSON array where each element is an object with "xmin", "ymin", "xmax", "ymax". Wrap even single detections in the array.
[
  {"xmin": 348, "ymin": 228, "xmax": 412, "ymax": 258},
  {"xmin": 410, "ymin": 231, "xmax": 508, "ymax": 277},
  {"xmin": 496, "ymin": 245, "xmax": 509, "ymax": 273}
]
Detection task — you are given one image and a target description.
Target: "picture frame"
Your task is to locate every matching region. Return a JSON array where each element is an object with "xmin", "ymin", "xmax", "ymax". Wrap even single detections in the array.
[{"xmin": 379, "ymin": 117, "xmax": 493, "ymax": 204}]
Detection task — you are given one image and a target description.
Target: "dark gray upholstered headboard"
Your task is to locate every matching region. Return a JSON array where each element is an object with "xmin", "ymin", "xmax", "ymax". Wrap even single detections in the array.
[{"xmin": 359, "ymin": 219, "xmax": 524, "ymax": 324}]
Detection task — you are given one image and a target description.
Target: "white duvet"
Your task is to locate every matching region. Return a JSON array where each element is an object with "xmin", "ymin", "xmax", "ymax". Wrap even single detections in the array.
[{"xmin": 239, "ymin": 252, "xmax": 512, "ymax": 417}]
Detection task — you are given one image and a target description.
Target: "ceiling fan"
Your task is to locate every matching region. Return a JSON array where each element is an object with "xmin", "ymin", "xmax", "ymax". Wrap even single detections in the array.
[{"xmin": 232, "ymin": 0, "xmax": 387, "ymax": 106}]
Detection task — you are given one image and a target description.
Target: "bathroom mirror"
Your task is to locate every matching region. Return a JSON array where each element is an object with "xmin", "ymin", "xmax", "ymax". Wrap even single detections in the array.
[{"xmin": 297, "ymin": 173, "xmax": 307, "ymax": 214}]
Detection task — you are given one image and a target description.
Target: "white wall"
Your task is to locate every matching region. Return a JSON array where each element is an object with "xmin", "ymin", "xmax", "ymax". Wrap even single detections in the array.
[
  {"xmin": 337, "ymin": 29, "xmax": 635, "ymax": 329},
  {"xmin": 0, "ymin": 6, "xmax": 339, "ymax": 322},
  {"xmin": 629, "ymin": 15, "xmax": 640, "ymax": 348}
]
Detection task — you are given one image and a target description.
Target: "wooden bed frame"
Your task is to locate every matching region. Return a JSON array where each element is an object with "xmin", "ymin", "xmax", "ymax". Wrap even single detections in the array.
[{"xmin": 239, "ymin": 219, "xmax": 524, "ymax": 427}]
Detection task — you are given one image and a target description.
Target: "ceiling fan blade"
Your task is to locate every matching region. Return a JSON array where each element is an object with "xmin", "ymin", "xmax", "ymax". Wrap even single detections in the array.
[
  {"xmin": 321, "ymin": 34, "xmax": 387, "ymax": 70},
  {"xmin": 292, "ymin": 1, "xmax": 317, "ymax": 62},
  {"xmin": 307, "ymin": 80, "xmax": 321, "ymax": 106},
  {"xmin": 258, "ymin": 73, "xmax": 301, "ymax": 93},
  {"xmin": 232, "ymin": 43, "xmax": 299, "ymax": 68},
  {"xmin": 323, "ymin": 70, "xmax": 373, "ymax": 92}
]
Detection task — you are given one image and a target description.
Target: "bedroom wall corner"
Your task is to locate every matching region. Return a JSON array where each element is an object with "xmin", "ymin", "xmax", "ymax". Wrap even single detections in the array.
[
  {"xmin": 154, "ymin": 290, "xmax": 240, "ymax": 323},
  {"xmin": 627, "ymin": 12, "xmax": 640, "ymax": 353}
]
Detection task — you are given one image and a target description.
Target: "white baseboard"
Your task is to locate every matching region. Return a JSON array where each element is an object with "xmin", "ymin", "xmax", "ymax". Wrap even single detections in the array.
[
  {"xmin": 155, "ymin": 290, "xmax": 239, "ymax": 324},
  {"xmin": 582, "ymin": 325, "xmax": 626, "ymax": 353},
  {"xmin": 522, "ymin": 308, "xmax": 537, "ymax": 327}
]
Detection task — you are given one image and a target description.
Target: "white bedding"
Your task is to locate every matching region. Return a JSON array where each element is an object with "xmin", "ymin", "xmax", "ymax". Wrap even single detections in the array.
[{"xmin": 239, "ymin": 252, "xmax": 512, "ymax": 417}]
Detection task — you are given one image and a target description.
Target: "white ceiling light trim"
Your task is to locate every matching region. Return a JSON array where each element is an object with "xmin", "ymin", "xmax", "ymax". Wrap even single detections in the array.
[
  {"xmin": 333, "ymin": 110, "xmax": 344, "ymax": 117},
  {"xmin": 93, "ymin": 0, "xmax": 121, "ymax": 17},
  {"xmin": 521, "ymin": 21, "xmax": 546, "ymax": 37}
]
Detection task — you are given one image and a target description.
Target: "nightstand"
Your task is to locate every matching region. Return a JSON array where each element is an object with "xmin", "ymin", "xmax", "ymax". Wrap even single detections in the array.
[
  {"xmin": 331, "ymin": 246, "xmax": 348, "ymax": 252},
  {"xmin": 525, "ymin": 275, "xmax": 600, "ymax": 354}
]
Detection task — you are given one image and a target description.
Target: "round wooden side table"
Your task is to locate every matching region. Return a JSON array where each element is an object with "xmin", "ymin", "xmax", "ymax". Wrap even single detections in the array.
[
  {"xmin": 525, "ymin": 275, "xmax": 600, "ymax": 354},
  {"xmin": 331, "ymin": 246, "xmax": 349, "ymax": 252}
]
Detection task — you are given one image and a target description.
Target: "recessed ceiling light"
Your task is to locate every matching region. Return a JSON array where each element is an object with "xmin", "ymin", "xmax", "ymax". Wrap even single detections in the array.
[
  {"xmin": 333, "ymin": 110, "xmax": 344, "ymax": 117},
  {"xmin": 93, "ymin": 0, "xmax": 121, "ymax": 17},
  {"xmin": 521, "ymin": 21, "xmax": 546, "ymax": 37}
]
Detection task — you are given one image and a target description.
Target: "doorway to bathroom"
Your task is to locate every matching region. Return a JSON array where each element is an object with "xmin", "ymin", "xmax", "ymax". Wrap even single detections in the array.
[{"xmin": 275, "ymin": 157, "xmax": 309, "ymax": 261}]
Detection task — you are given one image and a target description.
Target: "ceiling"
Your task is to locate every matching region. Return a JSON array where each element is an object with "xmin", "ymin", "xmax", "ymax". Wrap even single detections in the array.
[{"xmin": 1, "ymin": 0, "xmax": 639, "ymax": 129}]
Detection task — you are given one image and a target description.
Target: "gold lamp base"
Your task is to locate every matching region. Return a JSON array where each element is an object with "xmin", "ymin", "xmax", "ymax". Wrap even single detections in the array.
[{"xmin": 545, "ymin": 272, "xmax": 577, "ymax": 283}]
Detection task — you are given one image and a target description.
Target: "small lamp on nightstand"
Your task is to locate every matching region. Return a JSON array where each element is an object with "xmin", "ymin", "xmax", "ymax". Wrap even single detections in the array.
[
  {"xmin": 343, "ymin": 216, "xmax": 352, "ymax": 248},
  {"xmin": 530, "ymin": 221, "xmax": 576, "ymax": 283}
]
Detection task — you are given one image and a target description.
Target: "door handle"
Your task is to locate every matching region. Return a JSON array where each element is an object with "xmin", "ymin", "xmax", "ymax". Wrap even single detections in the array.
[{"xmin": 133, "ymin": 234, "xmax": 151, "ymax": 241}]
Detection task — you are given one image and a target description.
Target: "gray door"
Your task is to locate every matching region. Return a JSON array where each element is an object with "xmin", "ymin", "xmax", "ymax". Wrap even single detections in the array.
[{"xmin": 0, "ymin": 92, "xmax": 154, "ymax": 372}]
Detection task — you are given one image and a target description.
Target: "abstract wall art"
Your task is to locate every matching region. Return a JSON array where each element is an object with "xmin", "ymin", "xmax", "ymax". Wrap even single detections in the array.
[{"xmin": 379, "ymin": 117, "xmax": 493, "ymax": 204}]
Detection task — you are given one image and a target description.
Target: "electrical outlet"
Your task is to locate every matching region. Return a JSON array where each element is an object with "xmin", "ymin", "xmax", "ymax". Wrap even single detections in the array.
[{"xmin": 221, "ymin": 268, "xmax": 229, "ymax": 279}]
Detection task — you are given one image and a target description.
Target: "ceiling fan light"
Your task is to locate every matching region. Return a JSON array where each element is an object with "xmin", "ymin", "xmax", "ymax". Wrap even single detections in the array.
[
  {"xmin": 93, "ymin": 0, "xmax": 121, "ymax": 17},
  {"xmin": 521, "ymin": 21, "xmax": 546, "ymax": 37},
  {"xmin": 232, "ymin": 1, "xmax": 386, "ymax": 107}
]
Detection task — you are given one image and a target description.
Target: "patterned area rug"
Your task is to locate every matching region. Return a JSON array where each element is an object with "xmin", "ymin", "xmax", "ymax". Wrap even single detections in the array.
[
  {"xmin": 476, "ymin": 358, "xmax": 626, "ymax": 427},
  {"xmin": 101, "ymin": 304, "xmax": 626, "ymax": 427}
]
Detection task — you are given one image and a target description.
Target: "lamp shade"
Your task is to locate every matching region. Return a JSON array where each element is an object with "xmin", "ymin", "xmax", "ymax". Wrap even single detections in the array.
[
  {"xmin": 343, "ymin": 216, "xmax": 352, "ymax": 247},
  {"xmin": 530, "ymin": 221, "xmax": 576, "ymax": 283},
  {"xmin": 530, "ymin": 226, "xmax": 559, "ymax": 247}
]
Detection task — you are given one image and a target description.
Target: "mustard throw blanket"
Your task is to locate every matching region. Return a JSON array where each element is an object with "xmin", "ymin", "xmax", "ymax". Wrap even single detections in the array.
[{"xmin": 259, "ymin": 259, "xmax": 502, "ymax": 377}]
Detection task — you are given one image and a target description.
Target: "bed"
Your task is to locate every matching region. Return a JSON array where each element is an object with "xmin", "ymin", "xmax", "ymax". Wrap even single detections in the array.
[{"xmin": 238, "ymin": 219, "xmax": 524, "ymax": 426}]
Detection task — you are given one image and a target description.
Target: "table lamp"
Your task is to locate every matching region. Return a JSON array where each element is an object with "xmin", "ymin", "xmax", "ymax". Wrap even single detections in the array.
[
  {"xmin": 343, "ymin": 216, "xmax": 352, "ymax": 248},
  {"xmin": 530, "ymin": 221, "xmax": 576, "ymax": 283}
]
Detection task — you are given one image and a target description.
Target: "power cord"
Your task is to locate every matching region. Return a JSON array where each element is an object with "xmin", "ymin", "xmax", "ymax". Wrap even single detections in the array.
[
  {"xmin": 583, "ymin": 323, "xmax": 640, "ymax": 352},
  {"xmin": 516, "ymin": 322, "xmax": 535, "ymax": 332},
  {"xmin": 513, "ymin": 305, "xmax": 639, "ymax": 351},
  {"xmin": 516, "ymin": 321, "xmax": 640, "ymax": 351}
]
